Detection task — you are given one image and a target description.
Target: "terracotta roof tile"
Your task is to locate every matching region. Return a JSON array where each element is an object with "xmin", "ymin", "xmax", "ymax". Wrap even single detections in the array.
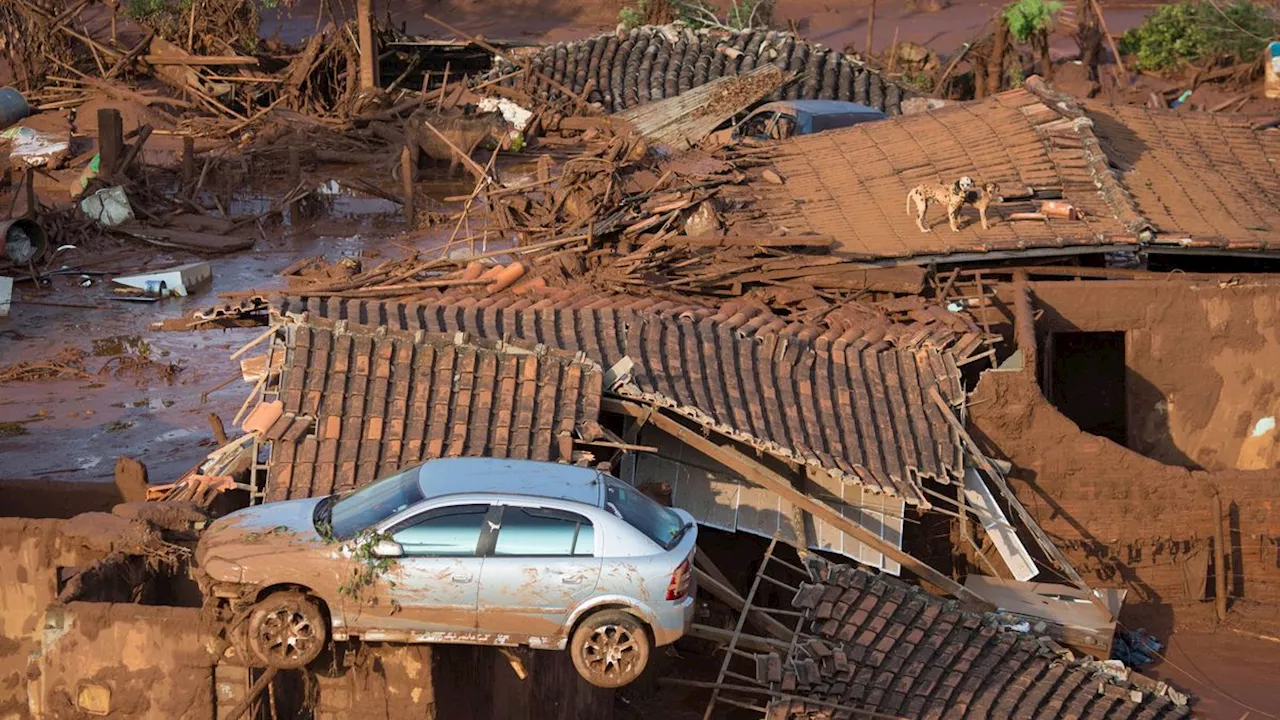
[
  {"xmin": 1089, "ymin": 103, "xmax": 1280, "ymax": 250},
  {"xmin": 763, "ymin": 560, "xmax": 1191, "ymax": 720},
  {"xmin": 264, "ymin": 320, "xmax": 602, "ymax": 501},
  {"xmin": 721, "ymin": 86, "xmax": 1136, "ymax": 261},
  {"xmin": 275, "ymin": 295, "xmax": 968, "ymax": 505}
]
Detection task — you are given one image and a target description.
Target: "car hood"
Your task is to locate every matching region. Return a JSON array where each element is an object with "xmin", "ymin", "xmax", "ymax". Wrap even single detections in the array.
[{"xmin": 197, "ymin": 496, "xmax": 329, "ymax": 565}]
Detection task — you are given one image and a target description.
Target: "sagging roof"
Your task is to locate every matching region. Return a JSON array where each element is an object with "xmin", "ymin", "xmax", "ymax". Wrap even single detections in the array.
[
  {"xmin": 501, "ymin": 26, "xmax": 915, "ymax": 115},
  {"xmin": 1089, "ymin": 103, "xmax": 1280, "ymax": 252},
  {"xmin": 720, "ymin": 80, "xmax": 1137, "ymax": 263},
  {"xmin": 763, "ymin": 561, "xmax": 1191, "ymax": 719},
  {"xmin": 264, "ymin": 320, "xmax": 602, "ymax": 502},
  {"xmin": 275, "ymin": 293, "xmax": 968, "ymax": 506}
]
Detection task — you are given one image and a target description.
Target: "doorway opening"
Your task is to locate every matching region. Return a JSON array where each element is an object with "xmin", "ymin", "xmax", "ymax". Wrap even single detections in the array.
[{"xmin": 1043, "ymin": 331, "xmax": 1127, "ymax": 445}]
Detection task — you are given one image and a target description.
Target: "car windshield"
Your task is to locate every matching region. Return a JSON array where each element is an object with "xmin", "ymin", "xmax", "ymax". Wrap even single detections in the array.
[
  {"xmin": 603, "ymin": 478, "xmax": 687, "ymax": 551},
  {"xmin": 327, "ymin": 466, "xmax": 425, "ymax": 540}
]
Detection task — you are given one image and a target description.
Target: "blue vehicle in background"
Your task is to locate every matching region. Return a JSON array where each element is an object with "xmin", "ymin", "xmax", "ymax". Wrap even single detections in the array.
[{"xmin": 724, "ymin": 99, "xmax": 888, "ymax": 142}]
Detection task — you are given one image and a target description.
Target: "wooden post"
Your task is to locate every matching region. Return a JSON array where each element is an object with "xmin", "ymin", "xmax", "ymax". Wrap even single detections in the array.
[
  {"xmin": 357, "ymin": 0, "xmax": 377, "ymax": 91},
  {"xmin": 1090, "ymin": 0, "xmax": 1129, "ymax": 83},
  {"xmin": 887, "ymin": 25, "xmax": 900, "ymax": 72},
  {"xmin": 988, "ymin": 14, "xmax": 1009, "ymax": 96},
  {"xmin": 604, "ymin": 398, "xmax": 993, "ymax": 609},
  {"xmin": 97, "ymin": 108, "xmax": 124, "ymax": 177},
  {"xmin": 23, "ymin": 168, "xmax": 35, "ymax": 220},
  {"xmin": 865, "ymin": 0, "xmax": 878, "ymax": 56},
  {"xmin": 208, "ymin": 413, "xmax": 228, "ymax": 445},
  {"xmin": 182, "ymin": 136, "xmax": 196, "ymax": 186},
  {"xmin": 114, "ymin": 456, "xmax": 149, "ymax": 503},
  {"xmin": 1213, "ymin": 492, "xmax": 1228, "ymax": 621},
  {"xmin": 400, "ymin": 145, "xmax": 415, "ymax": 226}
]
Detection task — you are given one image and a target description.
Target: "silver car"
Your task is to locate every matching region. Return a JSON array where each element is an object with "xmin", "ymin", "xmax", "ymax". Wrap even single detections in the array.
[{"xmin": 196, "ymin": 457, "xmax": 698, "ymax": 687}]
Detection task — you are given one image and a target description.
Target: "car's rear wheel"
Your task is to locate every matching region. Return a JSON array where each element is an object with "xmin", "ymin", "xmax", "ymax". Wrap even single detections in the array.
[
  {"xmin": 569, "ymin": 610, "xmax": 650, "ymax": 688},
  {"xmin": 247, "ymin": 591, "xmax": 328, "ymax": 669}
]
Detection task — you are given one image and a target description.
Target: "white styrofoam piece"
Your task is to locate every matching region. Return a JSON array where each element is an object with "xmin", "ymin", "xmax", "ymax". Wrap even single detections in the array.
[
  {"xmin": 0, "ymin": 275, "xmax": 12, "ymax": 317},
  {"xmin": 113, "ymin": 261, "xmax": 212, "ymax": 298}
]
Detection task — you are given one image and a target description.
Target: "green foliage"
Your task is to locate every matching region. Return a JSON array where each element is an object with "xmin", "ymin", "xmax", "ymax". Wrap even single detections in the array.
[
  {"xmin": 1003, "ymin": 0, "xmax": 1063, "ymax": 43},
  {"xmin": 315, "ymin": 524, "xmax": 398, "ymax": 609},
  {"xmin": 125, "ymin": 0, "xmax": 168, "ymax": 20},
  {"xmin": 339, "ymin": 530, "xmax": 398, "ymax": 604},
  {"xmin": 1118, "ymin": 0, "xmax": 1278, "ymax": 71},
  {"xmin": 619, "ymin": 4, "xmax": 645, "ymax": 29},
  {"xmin": 899, "ymin": 70, "xmax": 936, "ymax": 92}
]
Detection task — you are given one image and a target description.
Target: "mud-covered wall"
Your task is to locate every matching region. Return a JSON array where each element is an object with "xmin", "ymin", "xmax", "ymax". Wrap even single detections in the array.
[
  {"xmin": 28, "ymin": 603, "xmax": 216, "ymax": 719},
  {"xmin": 968, "ymin": 349, "xmax": 1280, "ymax": 627},
  {"xmin": 504, "ymin": 26, "xmax": 914, "ymax": 115},
  {"xmin": 0, "ymin": 519, "xmax": 90, "ymax": 718},
  {"xmin": 1028, "ymin": 280, "xmax": 1280, "ymax": 472}
]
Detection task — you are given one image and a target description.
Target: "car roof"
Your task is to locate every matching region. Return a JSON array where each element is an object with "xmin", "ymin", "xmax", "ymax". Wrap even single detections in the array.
[
  {"xmin": 415, "ymin": 457, "xmax": 606, "ymax": 507},
  {"xmin": 754, "ymin": 100, "xmax": 886, "ymax": 118}
]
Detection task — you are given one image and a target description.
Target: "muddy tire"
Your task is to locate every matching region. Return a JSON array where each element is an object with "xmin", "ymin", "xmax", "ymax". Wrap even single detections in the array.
[
  {"xmin": 247, "ymin": 591, "xmax": 328, "ymax": 670},
  {"xmin": 569, "ymin": 610, "xmax": 650, "ymax": 688}
]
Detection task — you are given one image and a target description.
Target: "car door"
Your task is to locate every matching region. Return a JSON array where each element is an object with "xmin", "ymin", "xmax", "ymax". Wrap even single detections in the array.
[
  {"xmin": 475, "ymin": 505, "xmax": 602, "ymax": 646},
  {"xmin": 343, "ymin": 503, "xmax": 496, "ymax": 642}
]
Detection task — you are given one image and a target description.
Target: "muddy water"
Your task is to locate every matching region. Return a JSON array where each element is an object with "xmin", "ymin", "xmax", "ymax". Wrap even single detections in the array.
[{"xmin": 0, "ymin": 172, "xmax": 494, "ymax": 494}]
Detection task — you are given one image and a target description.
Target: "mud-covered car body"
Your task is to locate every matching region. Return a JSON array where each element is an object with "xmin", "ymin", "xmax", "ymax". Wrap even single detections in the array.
[{"xmin": 197, "ymin": 458, "xmax": 697, "ymax": 651}]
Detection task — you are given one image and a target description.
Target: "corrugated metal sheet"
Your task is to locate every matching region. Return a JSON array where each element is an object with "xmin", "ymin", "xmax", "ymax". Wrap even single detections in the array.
[
  {"xmin": 275, "ymin": 295, "xmax": 967, "ymax": 506},
  {"xmin": 265, "ymin": 320, "xmax": 602, "ymax": 501},
  {"xmin": 1089, "ymin": 103, "xmax": 1280, "ymax": 251},
  {"xmin": 719, "ymin": 85, "xmax": 1137, "ymax": 261}
]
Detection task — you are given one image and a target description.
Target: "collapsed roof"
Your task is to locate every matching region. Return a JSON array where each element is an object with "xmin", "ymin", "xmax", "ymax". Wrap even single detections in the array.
[{"xmin": 275, "ymin": 293, "xmax": 970, "ymax": 507}]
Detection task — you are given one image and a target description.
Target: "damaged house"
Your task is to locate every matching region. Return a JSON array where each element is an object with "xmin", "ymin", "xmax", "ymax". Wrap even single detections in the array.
[{"xmin": 4, "ymin": 4, "xmax": 1280, "ymax": 708}]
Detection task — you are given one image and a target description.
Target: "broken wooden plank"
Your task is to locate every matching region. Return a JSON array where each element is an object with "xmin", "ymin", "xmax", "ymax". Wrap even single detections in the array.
[{"xmin": 113, "ymin": 224, "xmax": 255, "ymax": 254}]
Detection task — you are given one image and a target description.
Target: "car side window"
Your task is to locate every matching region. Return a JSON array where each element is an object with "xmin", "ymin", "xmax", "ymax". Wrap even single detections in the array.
[
  {"xmin": 391, "ymin": 504, "xmax": 489, "ymax": 556},
  {"xmin": 493, "ymin": 507, "xmax": 595, "ymax": 557}
]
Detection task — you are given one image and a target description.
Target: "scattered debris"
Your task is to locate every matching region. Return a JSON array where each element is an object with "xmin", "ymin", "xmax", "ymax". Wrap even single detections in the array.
[{"xmin": 113, "ymin": 261, "xmax": 211, "ymax": 298}]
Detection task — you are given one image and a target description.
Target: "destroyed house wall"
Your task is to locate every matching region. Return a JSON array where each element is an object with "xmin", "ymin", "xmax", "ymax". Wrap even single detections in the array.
[
  {"xmin": 1089, "ymin": 104, "xmax": 1280, "ymax": 251},
  {"xmin": 764, "ymin": 561, "xmax": 1190, "ymax": 719},
  {"xmin": 275, "ymin": 295, "xmax": 969, "ymax": 506},
  {"xmin": 719, "ymin": 84, "xmax": 1137, "ymax": 262},
  {"xmin": 968, "ymin": 361, "xmax": 1280, "ymax": 613},
  {"xmin": 1025, "ymin": 280, "xmax": 1280, "ymax": 472},
  {"xmin": 263, "ymin": 320, "xmax": 603, "ymax": 501},
  {"xmin": 502, "ymin": 26, "xmax": 913, "ymax": 115}
]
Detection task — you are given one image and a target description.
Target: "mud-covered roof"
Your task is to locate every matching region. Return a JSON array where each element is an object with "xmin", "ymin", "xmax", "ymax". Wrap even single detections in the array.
[
  {"xmin": 1089, "ymin": 103, "xmax": 1280, "ymax": 252},
  {"xmin": 264, "ymin": 320, "xmax": 602, "ymax": 502},
  {"xmin": 275, "ymin": 294, "xmax": 969, "ymax": 506},
  {"xmin": 764, "ymin": 561, "xmax": 1191, "ymax": 720},
  {"xmin": 720, "ymin": 81, "xmax": 1139, "ymax": 262}
]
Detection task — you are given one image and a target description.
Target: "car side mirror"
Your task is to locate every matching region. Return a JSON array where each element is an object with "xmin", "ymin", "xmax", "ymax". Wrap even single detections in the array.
[{"xmin": 371, "ymin": 540, "xmax": 404, "ymax": 558}]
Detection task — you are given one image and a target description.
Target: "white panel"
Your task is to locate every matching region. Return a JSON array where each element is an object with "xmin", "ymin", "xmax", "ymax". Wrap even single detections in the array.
[
  {"xmin": 623, "ymin": 428, "xmax": 907, "ymax": 574},
  {"xmin": 963, "ymin": 467, "xmax": 1037, "ymax": 581}
]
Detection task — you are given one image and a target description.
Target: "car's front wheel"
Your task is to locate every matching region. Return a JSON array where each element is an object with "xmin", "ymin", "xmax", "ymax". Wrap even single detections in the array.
[
  {"xmin": 569, "ymin": 610, "xmax": 651, "ymax": 688},
  {"xmin": 246, "ymin": 591, "xmax": 328, "ymax": 669}
]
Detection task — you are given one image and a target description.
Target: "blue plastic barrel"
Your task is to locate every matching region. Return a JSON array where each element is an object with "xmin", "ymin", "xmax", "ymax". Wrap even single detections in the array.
[{"xmin": 0, "ymin": 88, "xmax": 30, "ymax": 130}]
